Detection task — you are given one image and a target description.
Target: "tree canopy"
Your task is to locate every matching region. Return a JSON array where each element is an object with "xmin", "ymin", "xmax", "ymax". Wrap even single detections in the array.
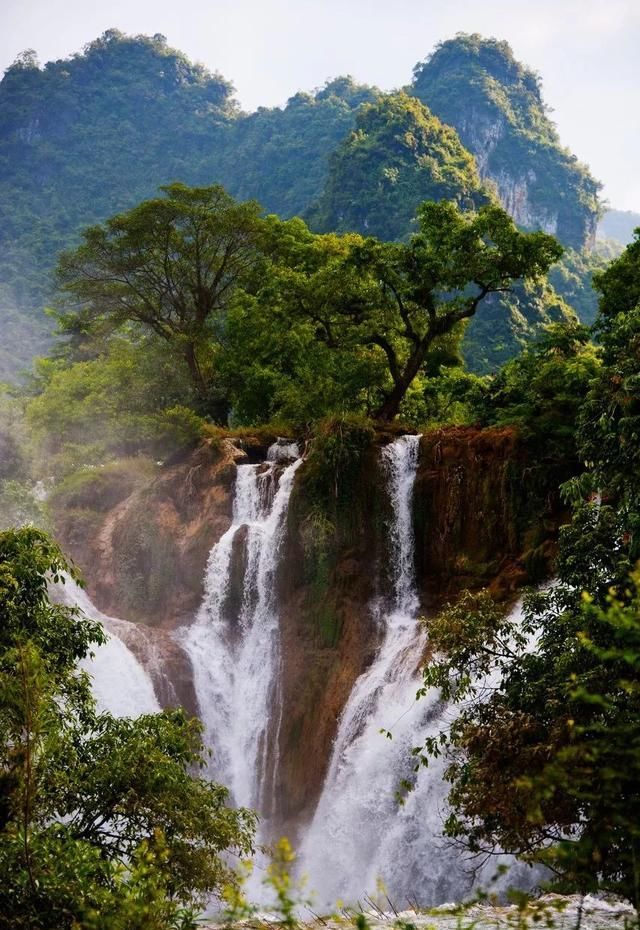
[
  {"xmin": 0, "ymin": 527, "xmax": 255, "ymax": 928},
  {"xmin": 264, "ymin": 199, "xmax": 562, "ymax": 421},
  {"xmin": 56, "ymin": 183, "xmax": 264, "ymax": 419}
]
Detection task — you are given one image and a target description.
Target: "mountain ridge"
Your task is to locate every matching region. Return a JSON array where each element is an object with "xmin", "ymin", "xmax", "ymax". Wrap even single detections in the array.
[{"xmin": 0, "ymin": 29, "xmax": 605, "ymax": 378}]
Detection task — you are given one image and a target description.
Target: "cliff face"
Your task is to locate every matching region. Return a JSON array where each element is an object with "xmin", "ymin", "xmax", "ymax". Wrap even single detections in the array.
[
  {"xmin": 52, "ymin": 426, "xmax": 563, "ymax": 827},
  {"xmin": 411, "ymin": 35, "xmax": 601, "ymax": 251},
  {"xmin": 414, "ymin": 427, "xmax": 560, "ymax": 601},
  {"xmin": 52, "ymin": 439, "xmax": 240, "ymax": 628}
]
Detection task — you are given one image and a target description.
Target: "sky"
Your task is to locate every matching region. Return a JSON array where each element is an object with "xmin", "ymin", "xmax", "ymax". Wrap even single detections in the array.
[{"xmin": 2, "ymin": 0, "xmax": 640, "ymax": 211}]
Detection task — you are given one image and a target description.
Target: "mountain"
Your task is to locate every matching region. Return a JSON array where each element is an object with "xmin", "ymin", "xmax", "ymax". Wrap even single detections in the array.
[
  {"xmin": 217, "ymin": 76, "xmax": 378, "ymax": 218},
  {"xmin": 0, "ymin": 31, "xmax": 235, "ymax": 310},
  {"xmin": 308, "ymin": 91, "xmax": 485, "ymax": 240},
  {"xmin": 410, "ymin": 34, "xmax": 601, "ymax": 251},
  {"xmin": 0, "ymin": 30, "xmax": 604, "ymax": 379},
  {"xmin": 598, "ymin": 208, "xmax": 640, "ymax": 246},
  {"xmin": 0, "ymin": 32, "xmax": 376, "ymax": 316}
]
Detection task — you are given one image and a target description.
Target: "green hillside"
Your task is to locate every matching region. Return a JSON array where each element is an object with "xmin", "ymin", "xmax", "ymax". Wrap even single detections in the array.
[
  {"xmin": 308, "ymin": 92, "xmax": 485, "ymax": 240},
  {"xmin": 0, "ymin": 29, "xmax": 607, "ymax": 378},
  {"xmin": 411, "ymin": 34, "xmax": 601, "ymax": 250}
]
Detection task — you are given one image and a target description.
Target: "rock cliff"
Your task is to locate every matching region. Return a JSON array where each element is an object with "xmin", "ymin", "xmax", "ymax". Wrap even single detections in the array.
[
  {"xmin": 411, "ymin": 34, "xmax": 601, "ymax": 250},
  {"xmin": 51, "ymin": 425, "xmax": 564, "ymax": 828}
]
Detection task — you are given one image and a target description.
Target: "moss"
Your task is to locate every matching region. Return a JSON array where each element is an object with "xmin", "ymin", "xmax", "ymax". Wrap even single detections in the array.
[
  {"xmin": 49, "ymin": 458, "xmax": 157, "ymax": 514},
  {"xmin": 51, "ymin": 507, "xmax": 103, "ymax": 554},
  {"xmin": 296, "ymin": 510, "xmax": 341, "ymax": 645},
  {"xmin": 293, "ymin": 414, "xmax": 376, "ymax": 530}
]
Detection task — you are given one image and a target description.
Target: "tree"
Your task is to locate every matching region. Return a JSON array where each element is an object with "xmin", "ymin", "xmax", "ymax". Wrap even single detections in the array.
[
  {"xmin": 481, "ymin": 321, "xmax": 600, "ymax": 463},
  {"xmin": 0, "ymin": 527, "xmax": 255, "ymax": 928},
  {"xmin": 307, "ymin": 91, "xmax": 484, "ymax": 241},
  {"xmin": 418, "ymin": 571, "xmax": 640, "ymax": 907},
  {"xmin": 267, "ymin": 201, "xmax": 562, "ymax": 421},
  {"xmin": 414, "ymin": 229, "xmax": 640, "ymax": 907},
  {"xmin": 26, "ymin": 334, "xmax": 203, "ymax": 476},
  {"xmin": 56, "ymin": 183, "xmax": 264, "ymax": 421}
]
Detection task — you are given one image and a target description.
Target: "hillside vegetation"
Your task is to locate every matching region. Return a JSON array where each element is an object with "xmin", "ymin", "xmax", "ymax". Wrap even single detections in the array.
[{"xmin": 0, "ymin": 30, "xmax": 605, "ymax": 376}]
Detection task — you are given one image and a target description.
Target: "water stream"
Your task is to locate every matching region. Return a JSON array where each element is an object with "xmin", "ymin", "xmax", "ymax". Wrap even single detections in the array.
[
  {"xmin": 182, "ymin": 441, "xmax": 302, "ymax": 814},
  {"xmin": 58, "ymin": 579, "xmax": 160, "ymax": 716},
  {"xmin": 296, "ymin": 436, "xmax": 524, "ymax": 907}
]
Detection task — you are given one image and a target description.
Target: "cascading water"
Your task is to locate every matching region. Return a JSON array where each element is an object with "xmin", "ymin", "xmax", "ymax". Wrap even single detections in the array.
[
  {"xmin": 54, "ymin": 433, "xmax": 531, "ymax": 908},
  {"xmin": 182, "ymin": 442, "xmax": 302, "ymax": 815},
  {"xmin": 57, "ymin": 579, "xmax": 160, "ymax": 716},
  {"xmin": 297, "ymin": 435, "xmax": 514, "ymax": 907}
]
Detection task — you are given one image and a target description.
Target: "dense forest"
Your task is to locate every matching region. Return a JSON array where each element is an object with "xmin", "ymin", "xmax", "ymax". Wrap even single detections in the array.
[
  {"xmin": 1, "ymin": 23, "xmax": 640, "ymax": 930},
  {"xmin": 0, "ymin": 30, "xmax": 614, "ymax": 378}
]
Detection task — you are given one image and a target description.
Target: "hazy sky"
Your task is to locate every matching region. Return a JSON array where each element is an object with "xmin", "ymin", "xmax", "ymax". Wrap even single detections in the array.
[{"xmin": 2, "ymin": 0, "xmax": 640, "ymax": 210}]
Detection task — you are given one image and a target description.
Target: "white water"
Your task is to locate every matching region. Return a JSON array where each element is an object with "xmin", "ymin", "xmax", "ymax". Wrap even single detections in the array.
[
  {"xmin": 297, "ymin": 435, "xmax": 512, "ymax": 908},
  {"xmin": 182, "ymin": 442, "xmax": 302, "ymax": 813},
  {"xmin": 57, "ymin": 579, "xmax": 160, "ymax": 716},
  {"xmin": 53, "ymin": 434, "xmax": 532, "ymax": 908}
]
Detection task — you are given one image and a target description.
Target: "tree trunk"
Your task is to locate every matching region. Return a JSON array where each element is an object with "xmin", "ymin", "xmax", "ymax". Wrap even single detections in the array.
[
  {"xmin": 374, "ymin": 338, "xmax": 431, "ymax": 422},
  {"xmin": 184, "ymin": 342, "xmax": 209, "ymax": 401},
  {"xmin": 375, "ymin": 383, "xmax": 409, "ymax": 422}
]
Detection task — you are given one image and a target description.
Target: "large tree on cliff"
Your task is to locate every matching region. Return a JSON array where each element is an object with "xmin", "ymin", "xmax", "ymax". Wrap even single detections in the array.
[
  {"xmin": 55, "ymin": 183, "xmax": 263, "ymax": 421},
  {"xmin": 266, "ymin": 200, "xmax": 562, "ymax": 421}
]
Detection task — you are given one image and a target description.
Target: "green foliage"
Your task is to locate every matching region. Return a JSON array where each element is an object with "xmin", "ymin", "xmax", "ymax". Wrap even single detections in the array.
[
  {"xmin": 26, "ymin": 335, "xmax": 203, "ymax": 475},
  {"xmin": 0, "ymin": 526, "xmax": 103, "ymax": 693},
  {"xmin": 0, "ymin": 527, "xmax": 255, "ymax": 928},
  {"xmin": 220, "ymin": 77, "xmax": 378, "ymax": 219},
  {"xmin": 0, "ymin": 33, "xmax": 373, "ymax": 368},
  {"xmin": 0, "ymin": 32, "xmax": 236, "ymax": 309},
  {"xmin": 222, "ymin": 288, "xmax": 385, "ymax": 426},
  {"xmin": 0, "ymin": 480, "xmax": 49, "ymax": 531},
  {"xmin": 415, "ymin": 224, "xmax": 640, "ymax": 907},
  {"xmin": 55, "ymin": 182, "xmax": 264, "ymax": 418},
  {"xmin": 47, "ymin": 459, "xmax": 156, "ymax": 514},
  {"xmin": 593, "ymin": 229, "xmax": 640, "ymax": 321},
  {"xmin": 462, "ymin": 276, "xmax": 576, "ymax": 374},
  {"xmin": 411, "ymin": 34, "xmax": 601, "ymax": 251},
  {"xmin": 0, "ymin": 30, "xmax": 605, "ymax": 385},
  {"xmin": 297, "ymin": 415, "xmax": 376, "ymax": 517},
  {"xmin": 308, "ymin": 92, "xmax": 485, "ymax": 240},
  {"xmin": 420, "ymin": 572, "xmax": 640, "ymax": 906},
  {"xmin": 268, "ymin": 199, "xmax": 562, "ymax": 421},
  {"xmin": 578, "ymin": 233, "xmax": 640, "ymax": 559},
  {"xmin": 548, "ymin": 248, "xmax": 610, "ymax": 327},
  {"xmin": 481, "ymin": 321, "xmax": 600, "ymax": 462}
]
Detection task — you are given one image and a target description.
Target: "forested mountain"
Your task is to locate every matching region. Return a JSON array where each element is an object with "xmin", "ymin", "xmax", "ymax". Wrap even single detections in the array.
[
  {"xmin": 0, "ymin": 31, "xmax": 376, "ymax": 316},
  {"xmin": 410, "ymin": 34, "xmax": 601, "ymax": 250},
  {"xmin": 218, "ymin": 76, "xmax": 378, "ymax": 217},
  {"xmin": 0, "ymin": 32, "xmax": 235, "ymax": 309},
  {"xmin": 308, "ymin": 92, "xmax": 485, "ymax": 239},
  {"xmin": 0, "ymin": 29, "xmax": 606, "ymax": 378}
]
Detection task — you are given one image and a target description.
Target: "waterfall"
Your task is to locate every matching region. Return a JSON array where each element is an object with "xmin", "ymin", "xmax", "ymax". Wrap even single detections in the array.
[
  {"xmin": 298, "ymin": 434, "xmax": 510, "ymax": 908},
  {"xmin": 57, "ymin": 579, "xmax": 160, "ymax": 717},
  {"xmin": 182, "ymin": 442, "xmax": 302, "ymax": 813}
]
